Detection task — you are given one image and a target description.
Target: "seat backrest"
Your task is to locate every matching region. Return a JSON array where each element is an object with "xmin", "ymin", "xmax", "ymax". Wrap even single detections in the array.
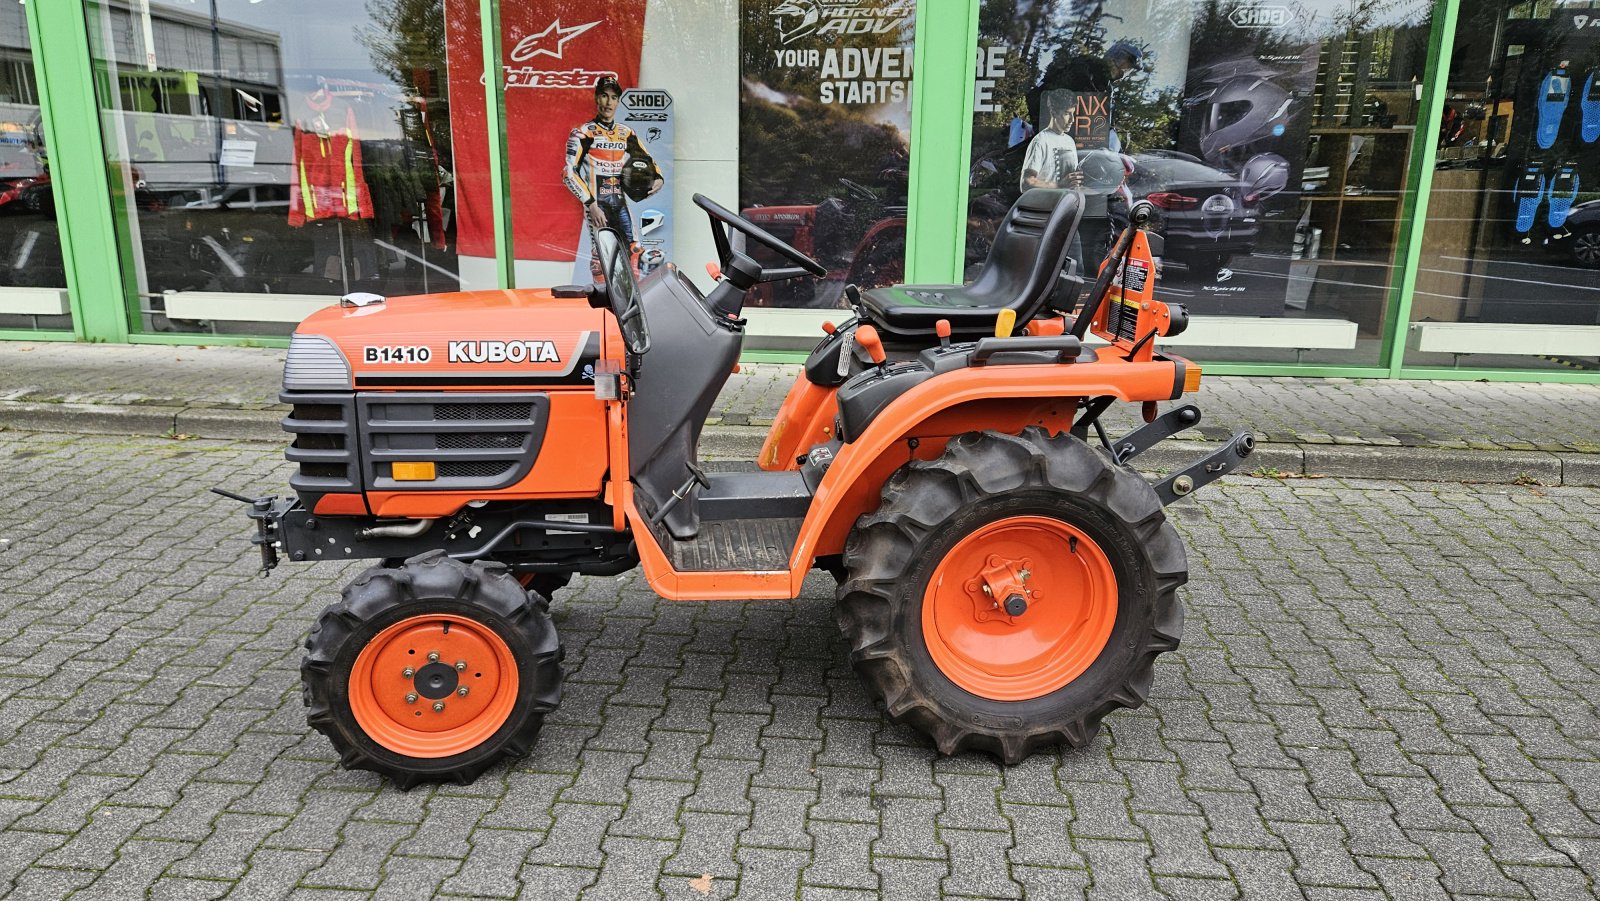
[{"xmin": 964, "ymin": 188, "xmax": 1084, "ymax": 319}]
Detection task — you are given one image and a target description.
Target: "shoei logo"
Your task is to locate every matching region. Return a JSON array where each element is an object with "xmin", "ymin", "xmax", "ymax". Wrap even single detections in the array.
[
  {"xmin": 510, "ymin": 19, "xmax": 599, "ymax": 62},
  {"xmin": 1229, "ymin": 4, "xmax": 1289, "ymax": 27},
  {"xmin": 622, "ymin": 90, "xmax": 672, "ymax": 111},
  {"xmin": 448, "ymin": 340, "xmax": 561, "ymax": 364},
  {"xmin": 1573, "ymin": 14, "xmax": 1600, "ymax": 27},
  {"xmin": 1215, "ymin": 268, "xmax": 1235, "ymax": 283}
]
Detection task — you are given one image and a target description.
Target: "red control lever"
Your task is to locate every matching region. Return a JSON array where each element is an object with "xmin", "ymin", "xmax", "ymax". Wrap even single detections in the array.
[
  {"xmin": 935, "ymin": 319, "xmax": 952, "ymax": 348},
  {"xmin": 856, "ymin": 324, "xmax": 887, "ymax": 365},
  {"xmin": 706, "ymin": 262, "xmax": 722, "ymax": 281},
  {"xmin": 821, "ymin": 321, "xmax": 837, "ymax": 335}
]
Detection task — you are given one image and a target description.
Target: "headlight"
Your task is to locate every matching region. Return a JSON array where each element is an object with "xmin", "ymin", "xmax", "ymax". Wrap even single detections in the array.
[{"xmin": 283, "ymin": 334, "xmax": 351, "ymax": 391}]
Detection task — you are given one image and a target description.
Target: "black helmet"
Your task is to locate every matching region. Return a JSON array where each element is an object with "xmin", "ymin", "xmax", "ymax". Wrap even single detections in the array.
[
  {"xmin": 622, "ymin": 157, "xmax": 657, "ymax": 202},
  {"xmin": 1107, "ymin": 41, "xmax": 1143, "ymax": 72},
  {"xmin": 1196, "ymin": 75, "xmax": 1292, "ymax": 162},
  {"xmin": 594, "ymin": 75, "xmax": 622, "ymax": 97}
]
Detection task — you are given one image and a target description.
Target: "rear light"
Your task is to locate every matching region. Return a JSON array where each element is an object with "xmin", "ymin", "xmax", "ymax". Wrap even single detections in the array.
[{"xmin": 1147, "ymin": 192, "xmax": 1199, "ymax": 210}]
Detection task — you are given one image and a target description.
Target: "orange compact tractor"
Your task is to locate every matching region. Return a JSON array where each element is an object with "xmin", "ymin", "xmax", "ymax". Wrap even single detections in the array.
[{"xmin": 224, "ymin": 180, "xmax": 1253, "ymax": 786}]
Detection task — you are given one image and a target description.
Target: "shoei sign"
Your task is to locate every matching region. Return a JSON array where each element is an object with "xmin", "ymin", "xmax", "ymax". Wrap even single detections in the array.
[{"xmin": 1229, "ymin": 5, "xmax": 1290, "ymax": 28}]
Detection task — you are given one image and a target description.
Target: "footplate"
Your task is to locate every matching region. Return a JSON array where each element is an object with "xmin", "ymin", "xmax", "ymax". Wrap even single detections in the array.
[{"xmin": 1153, "ymin": 432, "xmax": 1256, "ymax": 506}]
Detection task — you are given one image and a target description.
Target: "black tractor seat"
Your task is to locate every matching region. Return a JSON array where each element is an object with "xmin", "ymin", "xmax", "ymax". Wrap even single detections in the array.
[{"xmin": 862, "ymin": 188, "xmax": 1084, "ymax": 343}]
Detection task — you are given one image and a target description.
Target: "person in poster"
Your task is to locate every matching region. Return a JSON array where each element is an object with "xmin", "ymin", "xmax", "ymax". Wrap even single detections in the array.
[
  {"xmin": 563, "ymin": 74, "xmax": 662, "ymax": 276},
  {"xmin": 1020, "ymin": 91, "xmax": 1084, "ymax": 192}
]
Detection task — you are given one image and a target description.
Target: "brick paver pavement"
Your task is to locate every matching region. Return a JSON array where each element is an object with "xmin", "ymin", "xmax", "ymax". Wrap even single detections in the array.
[{"xmin": 0, "ymin": 430, "xmax": 1597, "ymax": 899}]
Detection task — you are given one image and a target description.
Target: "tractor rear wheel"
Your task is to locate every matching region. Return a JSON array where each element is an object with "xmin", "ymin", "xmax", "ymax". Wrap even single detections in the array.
[
  {"xmin": 835, "ymin": 428, "xmax": 1186, "ymax": 763},
  {"xmin": 302, "ymin": 550, "xmax": 563, "ymax": 787}
]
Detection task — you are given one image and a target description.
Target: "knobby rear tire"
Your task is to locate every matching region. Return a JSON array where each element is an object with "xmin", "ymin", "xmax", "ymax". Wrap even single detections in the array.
[{"xmin": 835, "ymin": 428, "xmax": 1187, "ymax": 763}]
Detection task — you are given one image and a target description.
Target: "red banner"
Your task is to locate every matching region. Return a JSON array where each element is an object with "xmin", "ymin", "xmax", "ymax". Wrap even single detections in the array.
[{"xmin": 445, "ymin": 0, "xmax": 648, "ymax": 260}]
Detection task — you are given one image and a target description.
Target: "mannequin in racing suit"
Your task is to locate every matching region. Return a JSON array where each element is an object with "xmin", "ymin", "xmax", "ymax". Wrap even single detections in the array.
[{"xmin": 564, "ymin": 75, "xmax": 662, "ymax": 277}]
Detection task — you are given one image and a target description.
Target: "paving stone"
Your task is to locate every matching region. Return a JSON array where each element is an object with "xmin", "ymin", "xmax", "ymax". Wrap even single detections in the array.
[
  {"xmin": 803, "ymin": 821, "xmax": 879, "ymax": 891},
  {"xmin": 664, "ymin": 812, "xmax": 745, "ymax": 879},
  {"xmin": 580, "ymin": 836, "xmax": 676, "ymax": 900},
  {"xmin": 525, "ymin": 802, "xmax": 621, "ymax": 869},
  {"xmin": 438, "ymin": 827, "xmax": 545, "ymax": 899},
  {"xmin": 871, "ymin": 857, "xmax": 949, "ymax": 901},
  {"xmin": 1077, "ymin": 838, "xmax": 1161, "ymax": 900},
  {"xmin": 733, "ymin": 846, "xmax": 809, "ymax": 901}
]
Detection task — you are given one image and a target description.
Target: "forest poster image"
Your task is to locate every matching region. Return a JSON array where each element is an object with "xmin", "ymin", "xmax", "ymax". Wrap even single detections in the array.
[{"xmin": 739, "ymin": 0, "xmax": 916, "ymax": 309}]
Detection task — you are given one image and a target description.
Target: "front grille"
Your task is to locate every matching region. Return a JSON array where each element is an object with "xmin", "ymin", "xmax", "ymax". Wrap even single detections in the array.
[
  {"xmin": 437, "ymin": 460, "xmax": 515, "ymax": 478},
  {"xmin": 435, "ymin": 402, "xmax": 531, "ymax": 421},
  {"xmin": 280, "ymin": 393, "xmax": 360, "ymax": 500},
  {"xmin": 358, "ymin": 392, "xmax": 551, "ymax": 492}
]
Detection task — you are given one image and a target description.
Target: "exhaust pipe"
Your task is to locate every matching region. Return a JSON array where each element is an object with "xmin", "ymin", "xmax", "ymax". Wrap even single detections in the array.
[{"xmin": 358, "ymin": 519, "xmax": 434, "ymax": 540}]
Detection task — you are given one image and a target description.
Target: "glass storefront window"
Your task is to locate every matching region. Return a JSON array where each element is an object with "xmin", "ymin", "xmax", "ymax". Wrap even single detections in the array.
[
  {"xmin": 85, "ymin": 0, "xmax": 461, "ymax": 337},
  {"xmin": 970, "ymin": 0, "xmax": 1431, "ymax": 365},
  {"xmin": 438, "ymin": 0, "xmax": 915, "ymax": 310},
  {"xmin": 1410, "ymin": 0, "xmax": 1600, "ymax": 371},
  {"xmin": 0, "ymin": 5, "xmax": 69, "ymax": 332}
]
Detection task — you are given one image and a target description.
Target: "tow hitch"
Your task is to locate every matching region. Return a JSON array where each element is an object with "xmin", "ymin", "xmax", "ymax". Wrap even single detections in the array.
[{"xmin": 211, "ymin": 488, "xmax": 286, "ymax": 575}]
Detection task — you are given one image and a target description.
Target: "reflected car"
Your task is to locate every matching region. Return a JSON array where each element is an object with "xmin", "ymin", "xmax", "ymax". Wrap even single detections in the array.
[
  {"xmin": 1124, "ymin": 151, "xmax": 1261, "ymax": 277},
  {"xmin": 1559, "ymin": 198, "xmax": 1600, "ymax": 268}
]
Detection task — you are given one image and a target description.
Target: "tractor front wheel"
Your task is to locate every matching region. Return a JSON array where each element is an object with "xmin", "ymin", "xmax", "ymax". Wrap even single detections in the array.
[
  {"xmin": 302, "ymin": 551, "xmax": 563, "ymax": 787},
  {"xmin": 835, "ymin": 429, "xmax": 1187, "ymax": 763}
]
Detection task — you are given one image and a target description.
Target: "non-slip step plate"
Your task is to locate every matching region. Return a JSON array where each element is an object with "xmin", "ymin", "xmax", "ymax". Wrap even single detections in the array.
[{"xmin": 668, "ymin": 517, "xmax": 803, "ymax": 572}]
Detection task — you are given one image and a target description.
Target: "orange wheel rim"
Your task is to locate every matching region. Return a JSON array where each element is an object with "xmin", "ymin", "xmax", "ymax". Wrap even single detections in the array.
[
  {"xmin": 922, "ymin": 516, "xmax": 1117, "ymax": 701},
  {"xmin": 349, "ymin": 614, "xmax": 519, "ymax": 758}
]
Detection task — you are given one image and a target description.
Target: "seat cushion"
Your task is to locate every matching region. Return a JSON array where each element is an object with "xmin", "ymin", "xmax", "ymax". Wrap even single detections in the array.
[{"xmin": 861, "ymin": 284, "xmax": 1022, "ymax": 341}]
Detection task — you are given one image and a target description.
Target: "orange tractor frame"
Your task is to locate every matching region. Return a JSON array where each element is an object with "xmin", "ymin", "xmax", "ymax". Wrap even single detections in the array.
[{"xmin": 225, "ymin": 189, "xmax": 1252, "ymax": 786}]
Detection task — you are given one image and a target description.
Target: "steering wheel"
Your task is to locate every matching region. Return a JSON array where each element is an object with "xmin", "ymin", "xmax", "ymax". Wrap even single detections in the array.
[
  {"xmin": 593, "ymin": 228, "xmax": 650, "ymax": 355},
  {"xmin": 693, "ymin": 193, "xmax": 827, "ymax": 280}
]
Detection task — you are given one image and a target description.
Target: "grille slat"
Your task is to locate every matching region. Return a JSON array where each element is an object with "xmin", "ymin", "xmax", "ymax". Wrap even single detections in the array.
[
  {"xmin": 437, "ymin": 432, "xmax": 525, "ymax": 450},
  {"xmin": 437, "ymin": 461, "xmax": 516, "ymax": 479},
  {"xmin": 434, "ymin": 403, "xmax": 532, "ymax": 421}
]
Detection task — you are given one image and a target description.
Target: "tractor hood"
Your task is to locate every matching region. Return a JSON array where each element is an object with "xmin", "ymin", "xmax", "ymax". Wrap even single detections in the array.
[{"xmin": 289, "ymin": 289, "xmax": 612, "ymax": 390}]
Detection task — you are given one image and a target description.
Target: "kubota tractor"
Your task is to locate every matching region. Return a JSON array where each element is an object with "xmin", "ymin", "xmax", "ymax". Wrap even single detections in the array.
[{"xmin": 224, "ymin": 177, "xmax": 1253, "ymax": 786}]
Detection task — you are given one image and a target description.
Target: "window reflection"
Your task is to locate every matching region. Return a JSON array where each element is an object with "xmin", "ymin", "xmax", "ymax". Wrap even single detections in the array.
[{"xmin": 87, "ymin": 0, "xmax": 458, "ymax": 336}]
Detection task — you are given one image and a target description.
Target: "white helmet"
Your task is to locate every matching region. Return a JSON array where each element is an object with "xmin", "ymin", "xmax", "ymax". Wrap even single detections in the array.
[{"xmin": 638, "ymin": 209, "xmax": 665, "ymax": 237}]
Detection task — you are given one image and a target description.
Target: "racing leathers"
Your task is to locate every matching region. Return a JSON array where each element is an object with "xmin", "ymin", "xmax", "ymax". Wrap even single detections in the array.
[{"xmin": 564, "ymin": 119, "xmax": 653, "ymax": 276}]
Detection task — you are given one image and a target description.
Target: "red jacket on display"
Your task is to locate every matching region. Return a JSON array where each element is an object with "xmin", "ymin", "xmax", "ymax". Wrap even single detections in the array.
[{"xmin": 290, "ymin": 101, "xmax": 374, "ymax": 227}]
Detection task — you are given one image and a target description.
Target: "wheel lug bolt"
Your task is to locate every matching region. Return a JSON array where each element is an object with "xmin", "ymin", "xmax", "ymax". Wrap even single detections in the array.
[
  {"xmin": 427, "ymin": 651, "xmax": 440, "ymax": 662},
  {"xmin": 405, "ymin": 693, "xmax": 417, "ymax": 704},
  {"xmin": 432, "ymin": 701, "xmax": 445, "ymax": 712},
  {"xmin": 455, "ymin": 660, "xmax": 467, "ymax": 671},
  {"xmin": 402, "ymin": 667, "xmax": 415, "ymax": 678},
  {"xmin": 457, "ymin": 686, "xmax": 469, "ymax": 697}
]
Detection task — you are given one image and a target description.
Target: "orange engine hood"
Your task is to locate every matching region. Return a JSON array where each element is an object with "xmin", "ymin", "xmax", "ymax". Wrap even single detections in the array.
[{"xmin": 297, "ymin": 289, "xmax": 614, "ymax": 390}]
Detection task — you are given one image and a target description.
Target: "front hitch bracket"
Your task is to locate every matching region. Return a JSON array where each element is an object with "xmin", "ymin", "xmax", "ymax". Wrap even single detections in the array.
[
  {"xmin": 1154, "ymin": 432, "xmax": 1256, "ymax": 506},
  {"xmin": 212, "ymin": 488, "xmax": 290, "ymax": 575}
]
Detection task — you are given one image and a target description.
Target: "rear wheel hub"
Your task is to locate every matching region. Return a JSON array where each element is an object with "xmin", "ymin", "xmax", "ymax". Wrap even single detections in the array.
[{"xmin": 922, "ymin": 516, "xmax": 1118, "ymax": 701}]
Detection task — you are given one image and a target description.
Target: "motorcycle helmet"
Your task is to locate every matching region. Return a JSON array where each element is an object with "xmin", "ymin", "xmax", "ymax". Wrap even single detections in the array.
[
  {"xmin": 622, "ymin": 157, "xmax": 658, "ymax": 202},
  {"xmin": 638, "ymin": 208, "xmax": 665, "ymax": 237},
  {"xmin": 1077, "ymin": 148, "xmax": 1126, "ymax": 195},
  {"xmin": 1200, "ymin": 193, "xmax": 1235, "ymax": 239},
  {"xmin": 637, "ymin": 247, "xmax": 666, "ymax": 276},
  {"xmin": 1106, "ymin": 41, "xmax": 1144, "ymax": 75},
  {"xmin": 1197, "ymin": 76, "xmax": 1293, "ymax": 162},
  {"xmin": 1239, "ymin": 153, "xmax": 1290, "ymax": 204}
]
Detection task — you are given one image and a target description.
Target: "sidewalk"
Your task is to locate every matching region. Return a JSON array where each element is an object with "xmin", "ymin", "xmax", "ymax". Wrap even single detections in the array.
[{"xmin": 3, "ymin": 340, "xmax": 1598, "ymax": 485}]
